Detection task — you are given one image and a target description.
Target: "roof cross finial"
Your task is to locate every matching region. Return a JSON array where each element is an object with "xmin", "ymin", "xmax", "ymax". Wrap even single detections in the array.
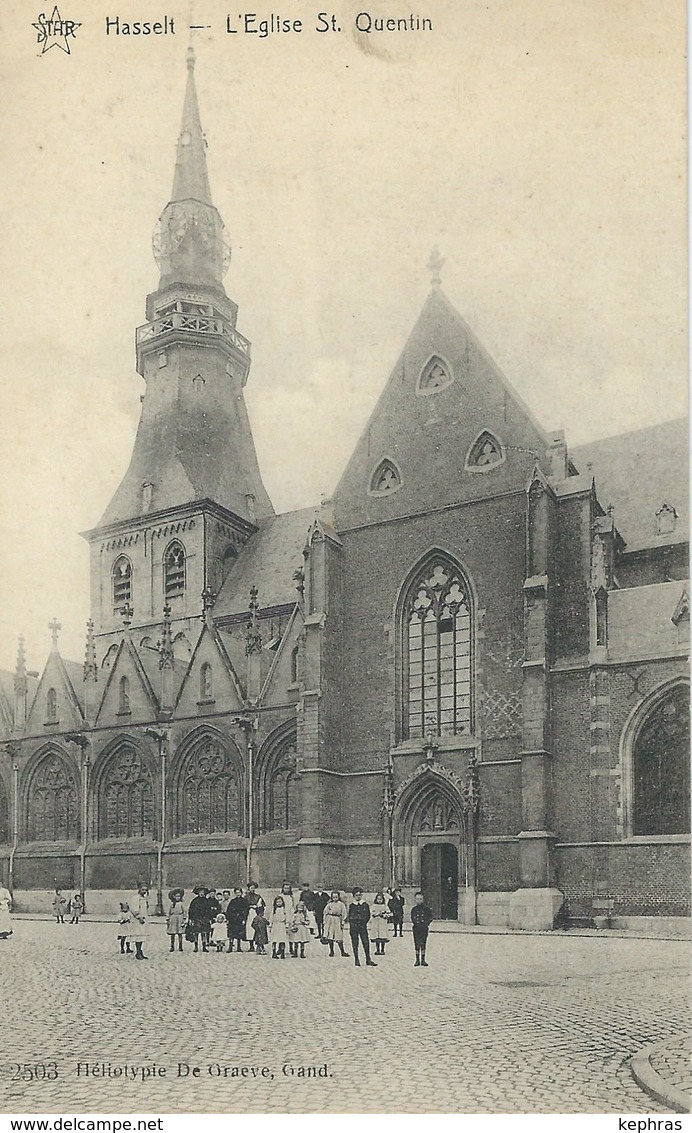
[
  {"xmin": 49, "ymin": 619, "xmax": 62, "ymax": 651},
  {"xmin": 427, "ymin": 246, "xmax": 445, "ymax": 288}
]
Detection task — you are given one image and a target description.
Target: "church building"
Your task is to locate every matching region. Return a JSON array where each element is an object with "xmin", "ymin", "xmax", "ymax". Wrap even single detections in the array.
[{"xmin": 0, "ymin": 52, "xmax": 689, "ymax": 928}]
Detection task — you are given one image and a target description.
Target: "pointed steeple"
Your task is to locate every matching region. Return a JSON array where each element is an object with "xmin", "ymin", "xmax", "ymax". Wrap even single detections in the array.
[
  {"xmin": 14, "ymin": 635, "xmax": 27, "ymax": 730},
  {"xmin": 152, "ymin": 49, "xmax": 229, "ymax": 291},
  {"xmin": 171, "ymin": 47, "xmax": 212, "ymax": 207}
]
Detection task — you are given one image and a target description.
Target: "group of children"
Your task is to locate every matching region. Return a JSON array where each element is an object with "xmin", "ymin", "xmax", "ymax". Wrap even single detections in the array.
[
  {"xmin": 157, "ymin": 882, "xmax": 434, "ymax": 966},
  {"xmin": 51, "ymin": 888, "xmax": 84, "ymax": 924}
]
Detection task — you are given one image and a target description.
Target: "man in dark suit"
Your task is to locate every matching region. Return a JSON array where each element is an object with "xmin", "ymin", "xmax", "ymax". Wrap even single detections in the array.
[
  {"xmin": 312, "ymin": 888, "xmax": 329, "ymax": 937},
  {"xmin": 347, "ymin": 887, "xmax": 377, "ymax": 967}
]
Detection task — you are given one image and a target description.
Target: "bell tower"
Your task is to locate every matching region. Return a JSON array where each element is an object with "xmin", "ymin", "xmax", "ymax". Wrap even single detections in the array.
[{"xmin": 83, "ymin": 48, "xmax": 274, "ymax": 658}]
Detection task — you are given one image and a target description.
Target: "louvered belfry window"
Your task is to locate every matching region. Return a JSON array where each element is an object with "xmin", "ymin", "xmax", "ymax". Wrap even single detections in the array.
[
  {"xmin": 404, "ymin": 557, "xmax": 473, "ymax": 739},
  {"xmin": 113, "ymin": 557, "xmax": 132, "ymax": 608},
  {"xmin": 164, "ymin": 542, "xmax": 186, "ymax": 598}
]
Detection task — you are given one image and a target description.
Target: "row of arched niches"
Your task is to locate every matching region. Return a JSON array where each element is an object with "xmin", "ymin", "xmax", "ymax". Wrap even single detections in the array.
[{"xmin": 0, "ymin": 725, "xmax": 298, "ymax": 844}]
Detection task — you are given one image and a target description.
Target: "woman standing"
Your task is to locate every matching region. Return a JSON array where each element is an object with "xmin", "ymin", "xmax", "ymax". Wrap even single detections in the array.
[
  {"xmin": 0, "ymin": 884, "xmax": 12, "ymax": 940},
  {"xmin": 322, "ymin": 891, "xmax": 349, "ymax": 958}
]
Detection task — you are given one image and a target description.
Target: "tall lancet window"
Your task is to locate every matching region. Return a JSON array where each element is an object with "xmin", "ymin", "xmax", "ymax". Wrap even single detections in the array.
[
  {"xmin": 403, "ymin": 555, "xmax": 473, "ymax": 739},
  {"xmin": 113, "ymin": 557, "xmax": 132, "ymax": 609},
  {"xmin": 164, "ymin": 542, "xmax": 186, "ymax": 598}
]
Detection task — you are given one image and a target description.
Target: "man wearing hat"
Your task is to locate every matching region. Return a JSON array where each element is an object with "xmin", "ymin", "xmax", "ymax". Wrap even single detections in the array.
[{"xmin": 187, "ymin": 886, "xmax": 212, "ymax": 952}]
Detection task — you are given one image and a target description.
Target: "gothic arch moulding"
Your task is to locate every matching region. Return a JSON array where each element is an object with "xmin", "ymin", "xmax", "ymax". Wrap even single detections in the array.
[
  {"xmin": 172, "ymin": 726, "xmax": 244, "ymax": 838},
  {"xmin": 369, "ymin": 457, "xmax": 403, "ymax": 497},
  {"xmin": 464, "ymin": 430, "xmax": 506, "ymax": 472},
  {"xmin": 394, "ymin": 549, "xmax": 477, "ymax": 743},
  {"xmin": 619, "ymin": 676, "xmax": 690, "ymax": 839},
  {"xmin": 391, "ymin": 763, "xmax": 468, "ymax": 887},
  {"xmin": 256, "ymin": 720, "xmax": 299, "ymax": 836},
  {"xmin": 416, "ymin": 354, "xmax": 454, "ymax": 395},
  {"xmin": 22, "ymin": 744, "xmax": 80, "ymax": 843},
  {"xmin": 91, "ymin": 736, "xmax": 157, "ymax": 842}
]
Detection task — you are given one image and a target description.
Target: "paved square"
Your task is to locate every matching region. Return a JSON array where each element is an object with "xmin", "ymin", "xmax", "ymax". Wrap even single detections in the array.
[{"xmin": 1, "ymin": 921, "xmax": 689, "ymax": 1114}]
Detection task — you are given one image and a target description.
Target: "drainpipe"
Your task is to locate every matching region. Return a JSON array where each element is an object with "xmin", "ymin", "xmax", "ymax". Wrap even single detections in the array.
[
  {"xmin": 80, "ymin": 751, "xmax": 90, "ymax": 910},
  {"xmin": 145, "ymin": 728, "xmax": 168, "ymax": 916},
  {"xmin": 246, "ymin": 729, "xmax": 254, "ymax": 886},
  {"xmin": 9, "ymin": 760, "xmax": 19, "ymax": 893}
]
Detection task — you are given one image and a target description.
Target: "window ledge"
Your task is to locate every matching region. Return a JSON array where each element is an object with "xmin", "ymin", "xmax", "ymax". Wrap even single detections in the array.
[
  {"xmin": 116, "ymin": 710, "xmax": 132, "ymax": 718},
  {"xmin": 197, "ymin": 698, "xmax": 216, "ymax": 707},
  {"xmin": 623, "ymin": 834, "xmax": 691, "ymax": 844}
]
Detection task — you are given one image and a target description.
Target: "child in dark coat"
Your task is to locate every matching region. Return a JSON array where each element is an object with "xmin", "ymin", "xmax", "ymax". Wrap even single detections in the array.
[
  {"xmin": 411, "ymin": 890, "xmax": 434, "ymax": 966},
  {"xmin": 251, "ymin": 908, "xmax": 270, "ymax": 955}
]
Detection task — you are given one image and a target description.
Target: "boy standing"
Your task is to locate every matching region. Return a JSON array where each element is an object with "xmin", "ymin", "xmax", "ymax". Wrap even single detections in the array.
[
  {"xmin": 411, "ymin": 891, "xmax": 434, "ymax": 966},
  {"xmin": 347, "ymin": 888, "xmax": 377, "ymax": 967}
]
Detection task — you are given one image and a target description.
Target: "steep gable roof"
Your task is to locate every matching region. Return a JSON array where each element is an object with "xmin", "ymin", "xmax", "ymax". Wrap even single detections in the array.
[
  {"xmin": 174, "ymin": 621, "xmax": 245, "ymax": 714},
  {"xmin": 25, "ymin": 652, "xmax": 85, "ymax": 734},
  {"xmin": 216, "ymin": 506, "xmax": 318, "ymax": 616},
  {"xmin": 332, "ymin": 287, "xmax": 551, "ymax": 529},
  {"xmin": 95, "ymin": 636, "xmax": 159, "ymax": 726},
  {"xmin": 572, "ymin": 418, "xmax": 688, "ymax": 552}
]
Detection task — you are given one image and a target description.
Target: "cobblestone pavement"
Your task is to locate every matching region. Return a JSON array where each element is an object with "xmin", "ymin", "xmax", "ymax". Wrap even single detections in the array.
[
  {"xmin": 0, "ymin": 921, "xmax": 689, "ymax": 1114},
  {"xmin": 648, "ymin": 1038, "xmax": 692, "ymax": 1105}
]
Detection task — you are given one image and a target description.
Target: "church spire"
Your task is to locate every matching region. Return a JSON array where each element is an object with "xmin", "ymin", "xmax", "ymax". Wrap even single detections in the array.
[
  {"xmin": 152, "ymin": 50, "xmax": 230, "ymax": 291},
  {"xmin": 170, "ymin": 47, "xmax": 213, "ymax": 207}
]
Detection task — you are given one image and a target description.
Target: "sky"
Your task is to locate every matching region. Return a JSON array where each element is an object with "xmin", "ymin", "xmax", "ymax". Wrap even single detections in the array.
[{"xmin": 0, "ymin": 0, "xmax": 687, "ymax": 674}]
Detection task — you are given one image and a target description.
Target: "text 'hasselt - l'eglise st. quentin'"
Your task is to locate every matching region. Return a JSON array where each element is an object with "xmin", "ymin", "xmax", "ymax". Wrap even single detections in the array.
[{"xmin": 103, "ymin": 13, "xmax": 434, "ymax": 35}]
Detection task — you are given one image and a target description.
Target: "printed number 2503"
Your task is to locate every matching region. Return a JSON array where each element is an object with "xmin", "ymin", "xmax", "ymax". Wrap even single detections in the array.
[{"xmin": 10, "ymin": 1063, "xmax": 59, "ymax": 1081}]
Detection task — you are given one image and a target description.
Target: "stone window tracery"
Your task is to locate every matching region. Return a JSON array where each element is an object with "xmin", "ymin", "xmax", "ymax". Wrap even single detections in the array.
[
  {"xmin": 466, "ymin": 431, "xmax": 504, "ymax": 471},
  {"xmin": 403, "ymin": 556, "xmax": 473, "ymax": 740},
  {"xmin": 27, "ymin": 753, "xmax": 79, "ymax": 842},
  {"xmin": 369, "ymin": 458, "xmax": 402, "ymax": 497},
  {"xmin": 179, "ymin": 737, "xmax": 240, "ymax": 836},
  {"xmin": 164, "ymin": 541, "xmax": 186, "ymax": 598},
  {"xmin": 266, "ymin": 744, "xmax": 298, "ymax": 833},
  {"xmin": 101, "ymin": 745, "xmax": 154, "ymax": 840},
  {"xmin": 418, "ymin": 355, "xmax": 453, "ymax": 394},
  {"xmin": 633, "ymin": 686, "xmax": 690, "ymax": 836},
  {"xmin": 112, "ymin": 556, "xmax": 132, "ymax": 609}
]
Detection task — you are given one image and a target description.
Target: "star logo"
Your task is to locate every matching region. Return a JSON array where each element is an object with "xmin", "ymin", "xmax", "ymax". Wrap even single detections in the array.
[{"xmin": 32, "ymin": 5, "xmax": 81, "ymax": 54}]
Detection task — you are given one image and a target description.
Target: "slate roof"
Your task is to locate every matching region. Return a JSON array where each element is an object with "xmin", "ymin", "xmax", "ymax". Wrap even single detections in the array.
[
  {"xmin": 572, "ymin": 418, "xmax": 688, "ymax": 553},
  {"xmin": 216, "ymin": 506, "xmax": 319, "ymax": 616}
]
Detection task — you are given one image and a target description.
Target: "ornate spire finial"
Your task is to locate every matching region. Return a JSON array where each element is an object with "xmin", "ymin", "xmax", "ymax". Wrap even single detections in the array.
[
  {"xmin": 84, "ymin": 619, "xmax": 98, "ymax": 683},
  {"xmin": 158, "ymin": 602, "xmax": 174, "ymax": 669},
  {"xmin": 48, "ymin": 618, "xmax": 62, "ymax": 651},
  {"xmin": 187, "ymin": 44, "xmax": 195, "ymax": 71},
  {"xmin": 121, "ymin": 603, "xmax": 134, "ymax": 629},
  {"xmin": 427, "ymin": 246, "xmax": 445, "ymax": 288},
  {"xmin": 246, "ymin": 586, "xmax": 262, "ymax": 655},
  {"xmin": 201, "ymin": 587, "xmax": 216, "ymax": 626},
  {"xmin": 15, "ymin": 636, "xmax": 27, "ymax": 687}
]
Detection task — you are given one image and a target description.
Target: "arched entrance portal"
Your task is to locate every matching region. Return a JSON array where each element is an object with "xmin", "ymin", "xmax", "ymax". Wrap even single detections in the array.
[
  {"xmin": 421, "ymin": 842, "xmax": 458, "ymax": 919},
  {"xmin": 392, "ymin": 764, "xmax": 470, "ymax": 921}
]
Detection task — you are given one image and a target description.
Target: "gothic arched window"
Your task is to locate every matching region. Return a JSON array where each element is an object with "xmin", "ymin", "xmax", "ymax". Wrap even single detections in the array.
[
  {"xmin": 200, "ymin": 663, "xmax": 213, "ymax": 702},
  {"xmin": 369, "ymin": 458, "xmax": 402, "ymax": 497},
  {"xmin": 27, "ymin": 752, "xmax": 79, "ymax": 842},
  {"xmin": 633, "ymin": 686, "xmax": 690, "ymax": 836},
  {"xmin": 118, "ymin": 676, "xmax": 130, "ymax": 715},
  {"xmin": 178, "ymin": 735, "xmax": 241, "ymax": 836},
  {"xmin": 164, "ymin": 541, "xmax": 186, "ymax": 598},
  {"xmin": 264, "ymin": 743, "xmax": 298, "ymax": 833},
  {"xmin": 112, "ymin": 556, "xmax": 132, "ymax": 609},
  {"xmin": 465, "ymin": 431, "xmax": 504, "ymax": 471},
  {"xmin": 417, "ymin": 354, "xmax": 453, "ymax": 394},
  {"xmin": 402, "ymin": 555, "xmax": 473, "ymax": 740},
  {"xmin": 100, "ymin": 745, "xmax": 154, "ymax": 840},
  {"xmin": 46, "ymin": 688, "xmax": 58, "ymax": 723}
]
